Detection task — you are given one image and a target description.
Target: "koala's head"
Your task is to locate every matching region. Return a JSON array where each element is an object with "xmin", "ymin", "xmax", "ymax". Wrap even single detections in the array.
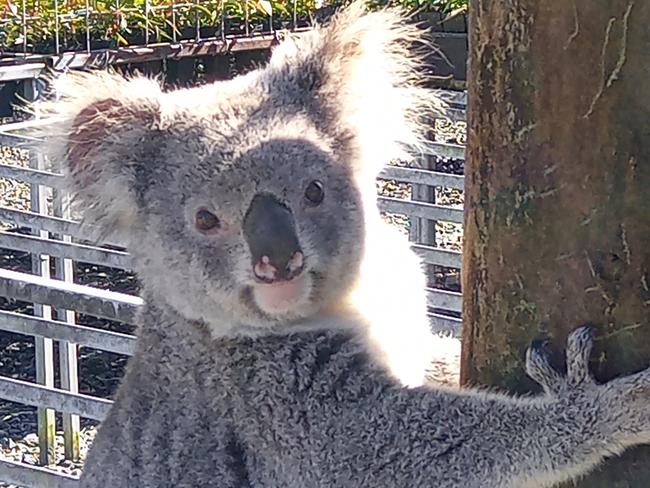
[{"xmin": 41, "ymin": 1, "xmax": 439, "ymax": 336}]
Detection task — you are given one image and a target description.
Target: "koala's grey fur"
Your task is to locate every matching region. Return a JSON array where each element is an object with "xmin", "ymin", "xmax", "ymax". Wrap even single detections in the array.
[{"xmin": 37, "ymin": 2, "xmax": 650, "ymax": 487}]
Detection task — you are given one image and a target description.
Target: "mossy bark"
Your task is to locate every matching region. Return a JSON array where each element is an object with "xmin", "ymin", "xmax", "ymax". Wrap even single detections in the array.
[{"xmin": 461, "ymin": 1, "xmax": 650, "ymax": 486}]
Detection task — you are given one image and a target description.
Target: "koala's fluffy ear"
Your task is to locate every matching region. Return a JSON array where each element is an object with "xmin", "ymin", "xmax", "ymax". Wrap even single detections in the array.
[
  {"xmin": 265, "ymin": 1, "xmax": 443, "ymax": 173},
  {"xmin": 37, "ymin": 70, "xmax": 163, "ymax": 240}
]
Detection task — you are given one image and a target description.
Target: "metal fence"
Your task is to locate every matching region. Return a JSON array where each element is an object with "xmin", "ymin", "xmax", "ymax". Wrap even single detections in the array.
[{"xmin": 0, "ymin": 10, "xmax": 467, "ymax": 483}]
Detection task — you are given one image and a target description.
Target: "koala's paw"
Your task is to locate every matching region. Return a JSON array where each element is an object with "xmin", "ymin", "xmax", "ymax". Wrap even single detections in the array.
[
  {"xmin": 526, "ymin": 325, "xmax": 650, "ymax": 445},
  {"xmin": 526, "ymin": 326, "xmax": 595, "ymax": 394}
]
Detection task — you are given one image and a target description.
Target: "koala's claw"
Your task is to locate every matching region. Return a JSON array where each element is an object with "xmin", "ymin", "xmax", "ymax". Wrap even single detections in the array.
[
  {"xmin": 526, "ymin": 339, "xmax": 563, "ymax": 394},
  {"xmin": 526, "ymin": 326, "xmax": 595, "ymax": 395},
  {"xmin": 565, "ymin": 326, "xmax": 594, "ymax": 386}
]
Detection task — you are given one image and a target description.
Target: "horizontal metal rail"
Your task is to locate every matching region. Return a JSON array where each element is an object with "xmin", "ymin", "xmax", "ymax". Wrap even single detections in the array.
[
  {"xmin": 0, "ymin": 459, "xmax": 79, "ymax": 488},
  {"xmin": 0, "ymin": 267, "xmax": 460, "ymax": 327},
  {"xmin": 0, "ymin": 207, "xmax": 125, "ymax": 247},
  {"xmin": 50, "ymin": 32, "xmax": 299, "ymax": 71},
  {"xmin": 0, "ymin": 231, "xmax": 455, "ymax": 275},
  {"xmin": 424, "ymin": 141, "xmax": 465, "ymax": 160},
  {"xmin": 377, "ymin": 197, "xmax": 463, "ymax": 223},
  {"xmin": 1, "ymin": 162, "xmax": 465, "ymax": 192},
  {"xmin": 0, "ymin": 268, "xmax": 143, "ymax": 325},
  {"xmin": 0, "ymin": 231, "xmax": 133, "ymax": 269},
  {"xmin": 0, "ymin": 163, "xmax": 64, "ymax": 188},
  {"xmin": 432, "ymin": 89, "xmax": 467, "ymax": 109},
  {"xmin": 0, "ymin": 117, "xmax": 66, "ymax": 133},
  {"xmin": 0, "ymin": 307, "xmax": 458, "ymax": 358},
  {"xmin": 0, "ymin": 308, "xmax": 459, "ymax": 353},
  {"xmin": 0, "ymin": 63, "xmax": 46, "ymax": 82},
  {"xmin": 0, "ymin": 310, "xmax": 136, "ymax": 356},
  {"xmin": 0, "ymin": 375, "xmax": 112, "ymax": 421},
  {"xmin": 1, "ymin": 202, "xmax": 463, "ymax": 244},
  {"xmin": 426, "ymin": 287, "xmax": 462, "ymax": 313},
  {"xmin": 412, "ymin": 244, "xmax": 462, "ymax": 268},
  {"xmin": 379, "ymin": 166, "xmax": 464, "ymax": 190},
  {"xmin": 0, "ymin": 33, "xmax": 308, "ymax": 80},
  {"xmin": 436, "ymin": 107, "xmax": 466, "ymax": 122},
  {"xmin": 0, "ymin": 118, "xmax": 61, "ymax": 147},
  {"xmin": 428, "ymin": 313, "xmax": 462, "ymax": 336},
  {"xmin": 0, "ymin": 133, "xmax": 42, "ymax": 147},
  {"xmin": 0, "ymin": 206, "xmax": 84, "ymax": 238}
]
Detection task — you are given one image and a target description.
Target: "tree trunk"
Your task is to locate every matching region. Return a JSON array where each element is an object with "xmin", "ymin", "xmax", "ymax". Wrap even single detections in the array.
[{"xmin": 461, "ymin": 1, "xmax": 650, "ymax": 486}]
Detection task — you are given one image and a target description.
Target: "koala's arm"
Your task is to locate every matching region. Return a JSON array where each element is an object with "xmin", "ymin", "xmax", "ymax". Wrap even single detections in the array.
[{"xmin": 254, "ymin": 328, "xmax": 650, "ymax": 488}]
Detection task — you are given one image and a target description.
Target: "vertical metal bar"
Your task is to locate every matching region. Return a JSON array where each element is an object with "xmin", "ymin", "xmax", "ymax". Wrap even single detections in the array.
[
  {"xmin": 21, "ymin": 0, "xmax": 27, "ymax": 55},
  {"xmin": 53, "ymin": 189, "xmax": 80, "ymax": 462},
  {"xmin": 145, "ymin": 0, "xmax": 150, "ymax": 44},
  {"xmin": 85, "ymin": 0, "xmax": 91, "ymax": 52},
  {"xmin": 54, "ymin": 0, "xmax": 60, "ymax": 54},
  {"xmin": 292, "ymin": 0, "xmax": 297, "ymax": 30},
  {"xmin": 171, "ymin": 0, "xmax": 177, "ymax": 43},
  {"xmin": 115, "ymin": 0, "xmax": 121, "ymax": 49},
  {"xmin": 24, "ymin": 79, "xmax": 56, "ymax": 467},
  {"xmin": 45, "ymin": 73, "xmax": 80, "ymax": 461},
  {"xmin": 409, "ymin": 153, "xmax": 437, "ymax": 247},
  {"xmin": 244, "ymin": 0, "xmax": 249, "ymax": 36},
  {"xmin": 220, "ymin": 0, "xmax": 225, "ymax": 41},
  {"xmin": 194, "ymin": 0, "xmax": 200, "ymax": 40}
]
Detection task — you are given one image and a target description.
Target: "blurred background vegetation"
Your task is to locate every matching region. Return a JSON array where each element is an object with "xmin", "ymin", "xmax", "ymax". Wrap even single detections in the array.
[{"xmin": 0, "ymin": 0, "xmax": 467, "ymax": 54}]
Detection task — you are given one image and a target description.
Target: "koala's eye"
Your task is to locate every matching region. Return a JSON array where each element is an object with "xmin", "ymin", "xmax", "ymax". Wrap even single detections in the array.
[
  {"xmin": 304, "ymin": 180, "xmax": 325, "ymax": 206},
  {"xmin": 195, "ymin": 208, "xmax": 221, "ymax": 233}
]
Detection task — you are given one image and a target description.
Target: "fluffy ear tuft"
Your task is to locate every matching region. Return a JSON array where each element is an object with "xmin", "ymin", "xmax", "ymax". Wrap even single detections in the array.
[
  {"xmin": 66, "ymin": 95, "xmax": 159, "ymax": 187},
  {"xmin": 34, "ymin": 70, "xmax": 163, "ymax": 241},
  {"xmin": 37, "ymin": 70, "xmax": 161, "ymax": 178},
  {"xmin": 266, "ymin": 0, "xmax": 446, "ymax": 174}
]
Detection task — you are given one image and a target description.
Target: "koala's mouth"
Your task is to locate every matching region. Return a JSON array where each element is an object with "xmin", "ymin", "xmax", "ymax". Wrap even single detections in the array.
[
  {"xmin": 252, "ymin": 273, "xmax": 310, "ymax": 313},
  {"xmin": 241, "ymin": 270, "xmax": 323, "ymax": 320}
]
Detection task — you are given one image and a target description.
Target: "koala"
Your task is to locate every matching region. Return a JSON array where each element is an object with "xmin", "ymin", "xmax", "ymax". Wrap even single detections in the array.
[
  {"xmin": 37, "ymin": 2, "xmax": 650, "ymax": 487},
  {"xmin": 45, "ymin": 1, "xmax": 456, "ymax": 390}
]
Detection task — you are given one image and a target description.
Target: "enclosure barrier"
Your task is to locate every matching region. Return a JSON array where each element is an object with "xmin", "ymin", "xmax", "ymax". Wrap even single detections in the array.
[{"xmin": 0, "ymin": 76, "xmax": 467, "ymax": 488}]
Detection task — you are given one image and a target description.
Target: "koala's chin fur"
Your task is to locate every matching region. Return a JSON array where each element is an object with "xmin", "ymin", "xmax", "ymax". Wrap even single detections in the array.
[{"xmin": 37, "ymin": 2, "xmax": 650, "ymax": 487}]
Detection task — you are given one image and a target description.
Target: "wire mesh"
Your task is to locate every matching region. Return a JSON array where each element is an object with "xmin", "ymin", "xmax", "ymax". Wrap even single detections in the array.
[{"xmin": 0, "ymin": 0, "xmax": 318, "ymax": 59}]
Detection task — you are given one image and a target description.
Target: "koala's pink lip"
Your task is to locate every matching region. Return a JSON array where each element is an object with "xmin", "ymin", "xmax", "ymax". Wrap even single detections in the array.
[{"xmin": 252, "ymin": 274, "xmax": 309, "ymax": 314}]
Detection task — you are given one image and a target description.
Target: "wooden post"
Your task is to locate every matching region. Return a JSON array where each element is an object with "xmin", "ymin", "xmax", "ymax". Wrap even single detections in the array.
[{"xmin": 461, "ymin": 1, "xmax": 650, "ymax": 486}]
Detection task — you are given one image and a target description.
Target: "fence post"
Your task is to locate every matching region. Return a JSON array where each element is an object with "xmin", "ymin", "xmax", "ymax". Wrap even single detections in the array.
[
  {"xmin": 52, "ymin": 189, "xmax": 80, "ymax": 462},
  {"xmin": 24, "ymin": 78, "xmax": 56, "ymax": 466},
  {"xmin": 409, "ymin": 153, "xmax": 437, "ymax": 248}
]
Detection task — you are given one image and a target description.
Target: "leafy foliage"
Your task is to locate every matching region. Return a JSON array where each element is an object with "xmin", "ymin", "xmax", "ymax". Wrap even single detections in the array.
[{"xmin": 0, "ymin": 0, "xmax": 467, "ymax": 54}]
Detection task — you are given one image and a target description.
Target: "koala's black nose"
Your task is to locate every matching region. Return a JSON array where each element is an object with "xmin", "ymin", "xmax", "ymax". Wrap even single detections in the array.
[{"xmin": 243, "ymin": 193, "xmax": 304, "ymax": 282}]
